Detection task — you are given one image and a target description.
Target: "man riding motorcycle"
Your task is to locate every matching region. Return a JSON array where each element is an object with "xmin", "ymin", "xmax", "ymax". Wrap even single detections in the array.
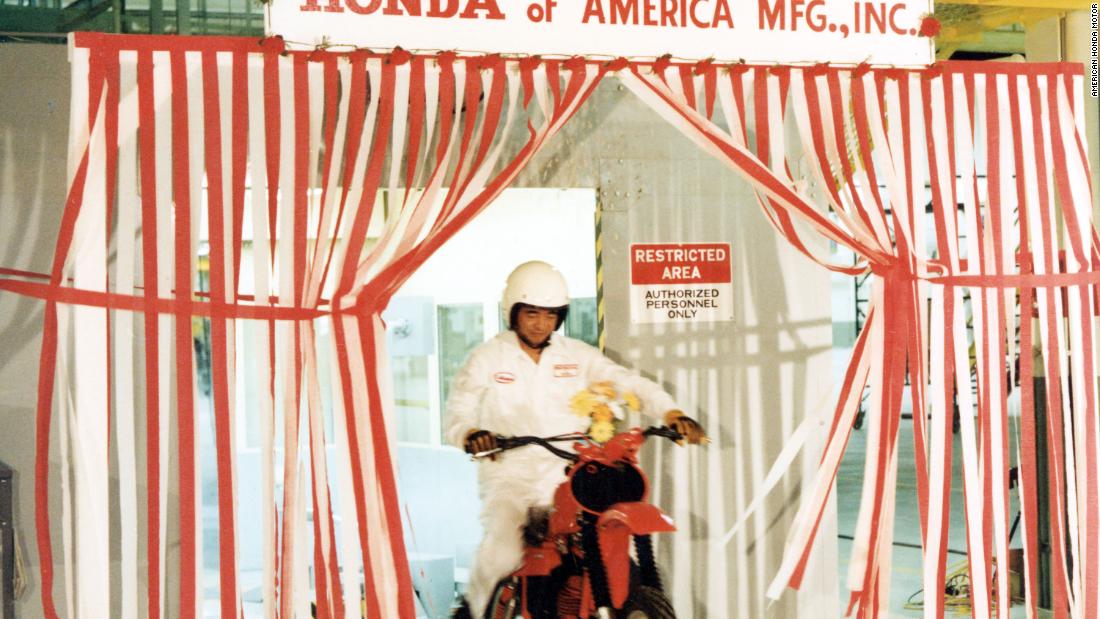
[{"xmin": 445, "ymin": 260, "xmax": 706, "ymax": 617}]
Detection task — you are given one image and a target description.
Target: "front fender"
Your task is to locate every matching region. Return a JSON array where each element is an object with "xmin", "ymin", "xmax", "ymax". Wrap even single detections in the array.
[
  {"xmin": 596, "ymin": 503, "xmax": 675, "ymax": 609},
  {"xmin": 598, "ymin": 502, "xmax": 676, "ymax": 535}
]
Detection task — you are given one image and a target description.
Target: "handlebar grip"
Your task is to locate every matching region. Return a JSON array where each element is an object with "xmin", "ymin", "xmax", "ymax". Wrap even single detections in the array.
[
  {"xmin": 644, "ymin": 425, "xmax": 684, "ymax": 442},
  {"xmin": 471, "ymin": 435, "xmax": 528, "ymax": 460}
]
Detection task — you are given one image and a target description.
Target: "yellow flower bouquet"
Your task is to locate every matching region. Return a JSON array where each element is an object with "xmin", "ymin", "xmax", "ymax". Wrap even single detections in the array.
[{"xmin": 568, "ymin": 381, "xmax": 641, "ymax": 443}]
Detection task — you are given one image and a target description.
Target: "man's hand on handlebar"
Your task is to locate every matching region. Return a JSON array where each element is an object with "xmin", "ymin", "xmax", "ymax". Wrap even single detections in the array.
[
  {"xmin": 464, "ymin": 429, "xmax": 499, "ymax": 460},
  {"xmin": 663, "ymin": 410, "xmax": 709, "ymax": 445},
  {"xmin": 466, "ymin": 423, "xmax": 705, "ymax": 461}
]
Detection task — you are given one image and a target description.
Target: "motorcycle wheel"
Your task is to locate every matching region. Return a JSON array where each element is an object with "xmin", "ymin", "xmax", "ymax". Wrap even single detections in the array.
[
  {"xmin": 616, "ymin": 585, "xmax": 676, "ymax": 619},
  {"xmin": 485, "ymin": 578, "xmax": 522, "ymax": 619}
]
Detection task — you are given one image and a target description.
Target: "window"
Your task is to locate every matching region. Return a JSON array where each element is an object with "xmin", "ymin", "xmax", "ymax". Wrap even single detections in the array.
[
  {"xmin": 564, "ymin": 297, "xmax": 598, "ymax": 347},
  {"xmin": 437, "ymin": 304, "xmax": 485, "ymax": 441},
  {"xmin": 392, "ymin": 356, "xmax": 433, "ymax": 444}
]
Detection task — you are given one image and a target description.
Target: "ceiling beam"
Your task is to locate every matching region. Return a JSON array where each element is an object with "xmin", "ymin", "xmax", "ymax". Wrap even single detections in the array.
[
  {"xmin": 0, "ymin": 6, "xmax": 60, "ymax": 32},
  {"xmin": 943, "ymin": 0, "xmax": 1089, "ymax": 9},
  {"xmin": 952, "ymin": 29, "xmax": 1028, "ymax": 53}
]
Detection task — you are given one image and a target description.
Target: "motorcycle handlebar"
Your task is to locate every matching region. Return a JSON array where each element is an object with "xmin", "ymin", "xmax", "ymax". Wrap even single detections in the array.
[
  {"xmin": 643, "ymin": 425, "xmax": 685, "ymax": 442},
  {"xmin": 472, "ymin": 426, "xmax": 684, "ymax": 461},
  {"xmin": 493, "ymin": 436, "xmax": 580, "ymax": 462}
]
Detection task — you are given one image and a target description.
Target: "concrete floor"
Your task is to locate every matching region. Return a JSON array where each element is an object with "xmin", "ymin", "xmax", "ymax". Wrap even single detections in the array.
[{"xmin": 835, "ymin": 414, "xmax": 1035, "ymax": 617}]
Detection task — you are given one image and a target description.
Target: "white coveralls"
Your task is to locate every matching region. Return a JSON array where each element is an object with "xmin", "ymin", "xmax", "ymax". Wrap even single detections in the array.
[{"xmin": 444, "ymin": 330, "xmax": 678, "ymax": 616}]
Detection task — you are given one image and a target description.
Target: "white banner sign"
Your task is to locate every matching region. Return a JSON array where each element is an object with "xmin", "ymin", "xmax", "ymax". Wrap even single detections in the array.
[
  {"xmin": 268, "ymin": 0, "xmax": 934, "ymax": 66},
  {"xmin": 630, "ymin": 242, "xmax": 734, "ymax": 324}
]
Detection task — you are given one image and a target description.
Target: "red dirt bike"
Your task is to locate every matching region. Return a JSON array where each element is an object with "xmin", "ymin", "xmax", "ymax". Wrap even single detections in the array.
[{"xmin": 474, "ymin": 426, "xmax": 685, "ymax": 618}]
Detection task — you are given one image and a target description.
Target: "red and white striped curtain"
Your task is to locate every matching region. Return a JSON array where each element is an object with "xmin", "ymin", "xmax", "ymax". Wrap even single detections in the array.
[
  {"xmin": 10, "ymin": 33, "xmax": 602, "ymax": 618},
  {"xmin": 622, "ymin": 62, "xmax": 1098, "ymax": 618},
  {"xmin": 8, "ymin": 32, "xmax": 1097, "ymax": 619}
]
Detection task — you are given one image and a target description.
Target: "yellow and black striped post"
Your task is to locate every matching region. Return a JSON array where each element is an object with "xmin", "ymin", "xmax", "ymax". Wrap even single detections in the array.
[{"xmin": 595, "ymin": 197, "xmax": 606, "ymax": 352}]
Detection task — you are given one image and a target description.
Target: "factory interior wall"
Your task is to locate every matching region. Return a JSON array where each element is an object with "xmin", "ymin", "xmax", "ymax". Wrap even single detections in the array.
[
  {"xmin": 0, "ymin": 42, "xmax": 123, "ymax": 619},
  {"xmin": 508, "ymin": 80, "xmax": 837, "ymax": 617}
]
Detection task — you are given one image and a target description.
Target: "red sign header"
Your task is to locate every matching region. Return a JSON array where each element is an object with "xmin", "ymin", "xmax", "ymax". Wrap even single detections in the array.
[{"xmin": 631, "ymin": 243, "xmax": 732, "ymax": 285}]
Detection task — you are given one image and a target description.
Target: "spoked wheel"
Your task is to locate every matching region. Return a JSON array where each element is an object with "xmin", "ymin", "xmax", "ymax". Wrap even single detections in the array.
[
  {"xmin": 616, "ymin": 585, "xmax": 676, "ymax": 619},
  {"xmin": 485, "ymin": 578, "xmax": 522, "ymax": 619}
]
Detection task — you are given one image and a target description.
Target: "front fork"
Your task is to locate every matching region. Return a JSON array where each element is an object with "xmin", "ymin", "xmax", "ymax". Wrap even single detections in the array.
[
  {"xmin": 580, "ymin": 514, "xmax": 613, "ymax": 610},
  {"xmin": 634, "ymin": 533, "xmax": 662, "ymax": 591},
  {"xmin": 580, "ymin": 514, "xmax": 665, "ymax": 615}
]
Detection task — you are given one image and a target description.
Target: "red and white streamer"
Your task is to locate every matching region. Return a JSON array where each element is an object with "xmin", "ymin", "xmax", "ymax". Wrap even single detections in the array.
[
  {"xmin": 623, "ymin": 60, "xmax": 1099, "ymax": 617},
  {"xmin": 4, "ymin": 33, "xmax": 602, "ymax": 618},
  {"xmin": 3, "ymin": 32, "xmax": 1096, "ymax": 618}
]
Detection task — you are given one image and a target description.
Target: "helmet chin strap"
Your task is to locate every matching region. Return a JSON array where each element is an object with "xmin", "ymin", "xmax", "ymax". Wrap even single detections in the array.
[{"xmin": 515, "ymin": 330, "xmax": 552, "ymax": 350}]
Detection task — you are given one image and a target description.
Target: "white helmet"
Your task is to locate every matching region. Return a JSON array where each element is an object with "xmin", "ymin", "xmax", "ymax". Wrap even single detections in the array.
[{"xmin": 502, "ymin": 261, "xmax": 570, "ymax": 329}]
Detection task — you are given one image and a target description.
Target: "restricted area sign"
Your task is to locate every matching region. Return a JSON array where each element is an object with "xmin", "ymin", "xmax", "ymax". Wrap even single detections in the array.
[{"xmin": 630, "ymin": 242, "xmax": 733, "ymax": 324}]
